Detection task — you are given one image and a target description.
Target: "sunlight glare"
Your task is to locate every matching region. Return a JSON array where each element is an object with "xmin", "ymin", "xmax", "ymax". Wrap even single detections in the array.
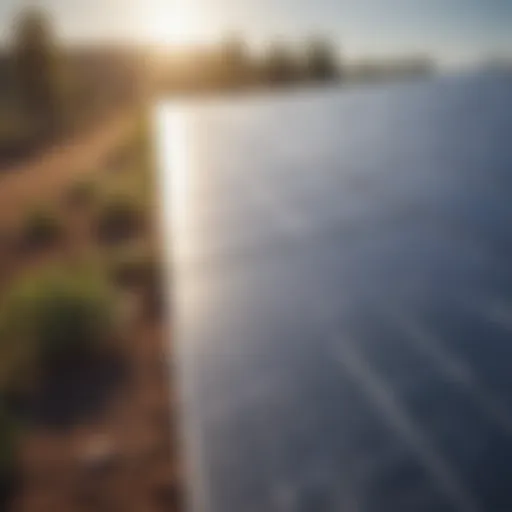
[
  {"xmin": 156, "ymin": 105, "xmax": 195, "ymax": 267},
  {"xmin": 152, "ymin": 0, "xmax": 198, "ymax": 46}
]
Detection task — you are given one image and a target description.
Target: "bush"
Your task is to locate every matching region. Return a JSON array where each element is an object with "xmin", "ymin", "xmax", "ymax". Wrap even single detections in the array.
[
  {"xmin": 0, "ymin": 267, "xmax": 116, "ymax": 392},
  {"xmin": 19, "ymin": 206, "xmax": 63, "ymax": 250},
  {"xmin": 95, "ymin": 193, "xmax": 145, "ymax": 244},
  {"xmin": 64, "ymin": 177, "xmax": 97, "ymax": 208},
  {"xmin": 107, "ymin": 245, "xmax": 166, "ymax": 318},
  {"xmin": 108, "ymin": 245, "xmax": 160, "ymax": 289}
]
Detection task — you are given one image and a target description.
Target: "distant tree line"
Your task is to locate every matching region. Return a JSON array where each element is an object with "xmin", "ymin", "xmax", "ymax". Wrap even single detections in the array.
[
  {"xmin": 159, "ymin": 36, "xmax": 342, "ymax": 93},
  {"xmin": 0, "ymin": 7, "xmax": 435, "ymax": 163},
  {"xmin": 3, "ymin": 8, "xmax": 343, "ymax": 154},
  {"xmin": 12, "ymin": 9, "xmax": 65, "ymax": 131}
]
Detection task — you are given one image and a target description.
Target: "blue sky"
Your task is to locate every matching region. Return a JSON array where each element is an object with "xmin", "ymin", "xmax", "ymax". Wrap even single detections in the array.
[{"xmin": 1, "ymin": 0, "xmax": 511, "ymax": 64}]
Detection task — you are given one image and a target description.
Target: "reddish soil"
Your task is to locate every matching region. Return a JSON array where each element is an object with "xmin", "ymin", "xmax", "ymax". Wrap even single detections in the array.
[{"xmin": 0, "ymin": 111, "xmax": 136, "ymax": 228}]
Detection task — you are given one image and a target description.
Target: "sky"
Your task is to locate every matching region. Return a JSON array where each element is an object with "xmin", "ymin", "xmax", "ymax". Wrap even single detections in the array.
[{"xmin": 0, "ymin": 0, "xmax": 511, "ymax": 65}]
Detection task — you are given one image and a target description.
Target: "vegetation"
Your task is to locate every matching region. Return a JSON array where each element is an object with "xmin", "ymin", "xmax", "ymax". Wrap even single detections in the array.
[
  {"xmin": 263, "ymin": 42, "xmax": 300, "ymax": 84},
  {"xmin": 11, "ymin": 7, "xmax": 67, "ymax": 134},
  {"xmin": 218, "ymin": 36, "xmax": 251, "ymax": 87},
  {"xmin": 304, "ymin": 38, "xmax": 340, "ymax": 81},
  {"xmin": 64, "ymin": 177, "xmax": 98, "ymax": 208},
  {"xmin": 19, "ymin": 205, "xmax": 64, "ymax": 250},
  {"xmin": 95, "ymin": 192, "xmax": 145, "ymax": 244},
  {"xmin": 161, "ymin": 37, "xmax": 344, "ymax": 93},
  {"xmin": 0, "ymin": 266, "xmax": 115, "ymax": 393},
  {"xmin": 108, "ymin": 245, "xmax": 159, "ymax": 289},
  {"xmin": 107, "ymin": 245, "xmax": 165, "ymax": 317}
]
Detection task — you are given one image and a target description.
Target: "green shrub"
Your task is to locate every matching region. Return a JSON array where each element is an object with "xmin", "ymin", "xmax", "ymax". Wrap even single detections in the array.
[
  {"xmin": 0, "ymin": 267, "xmax": 116, "ymax": 391},
  {"xmin": 19, "ymin": 206, "xmax": 63, "ymax": 250},
  {"xmin": 95, "ymin": 193, "xmax": 145, "ymax": 244}
]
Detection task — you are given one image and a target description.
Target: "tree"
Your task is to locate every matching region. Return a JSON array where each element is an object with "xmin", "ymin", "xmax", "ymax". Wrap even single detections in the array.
[
  {"xmin": 11, "ymin": 8, "xmax": 65, "ymax": 131},
  {"xmin": 209, "ymin": 35, "xmax": 251, "ymax": 88},
  {"xmin": 304, "ymin": 37, "xmax": 340, "ymax": 81},
  {"xmin": 220, "ymin": 35, "xmax": 251, "ymax": 85},
  {"xmin": 263, "ymin": 42, "xmax": 298, "ymax": 85}
]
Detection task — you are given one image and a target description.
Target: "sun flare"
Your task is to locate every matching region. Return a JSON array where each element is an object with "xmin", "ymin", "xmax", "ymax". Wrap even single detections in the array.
[{"xmin": 151, "ymin": 1, "xmax": 199, "ymax": 46}]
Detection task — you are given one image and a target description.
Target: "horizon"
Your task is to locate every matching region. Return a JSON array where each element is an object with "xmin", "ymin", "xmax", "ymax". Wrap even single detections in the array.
[{"xmin": 0, "ymin": 1, "xmax": 511, "ymax": 67}]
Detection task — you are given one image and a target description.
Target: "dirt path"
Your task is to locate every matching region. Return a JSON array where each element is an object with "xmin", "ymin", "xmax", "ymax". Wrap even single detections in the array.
[{"xmin": 0, "ymin": 111, "xmax": 137, "ymax": 228}]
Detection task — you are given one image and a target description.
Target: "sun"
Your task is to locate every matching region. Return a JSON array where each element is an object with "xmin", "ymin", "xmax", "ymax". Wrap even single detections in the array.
[{"xmin": 151, "ymin": 1, "xmax": 199, "ymax": 46}]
